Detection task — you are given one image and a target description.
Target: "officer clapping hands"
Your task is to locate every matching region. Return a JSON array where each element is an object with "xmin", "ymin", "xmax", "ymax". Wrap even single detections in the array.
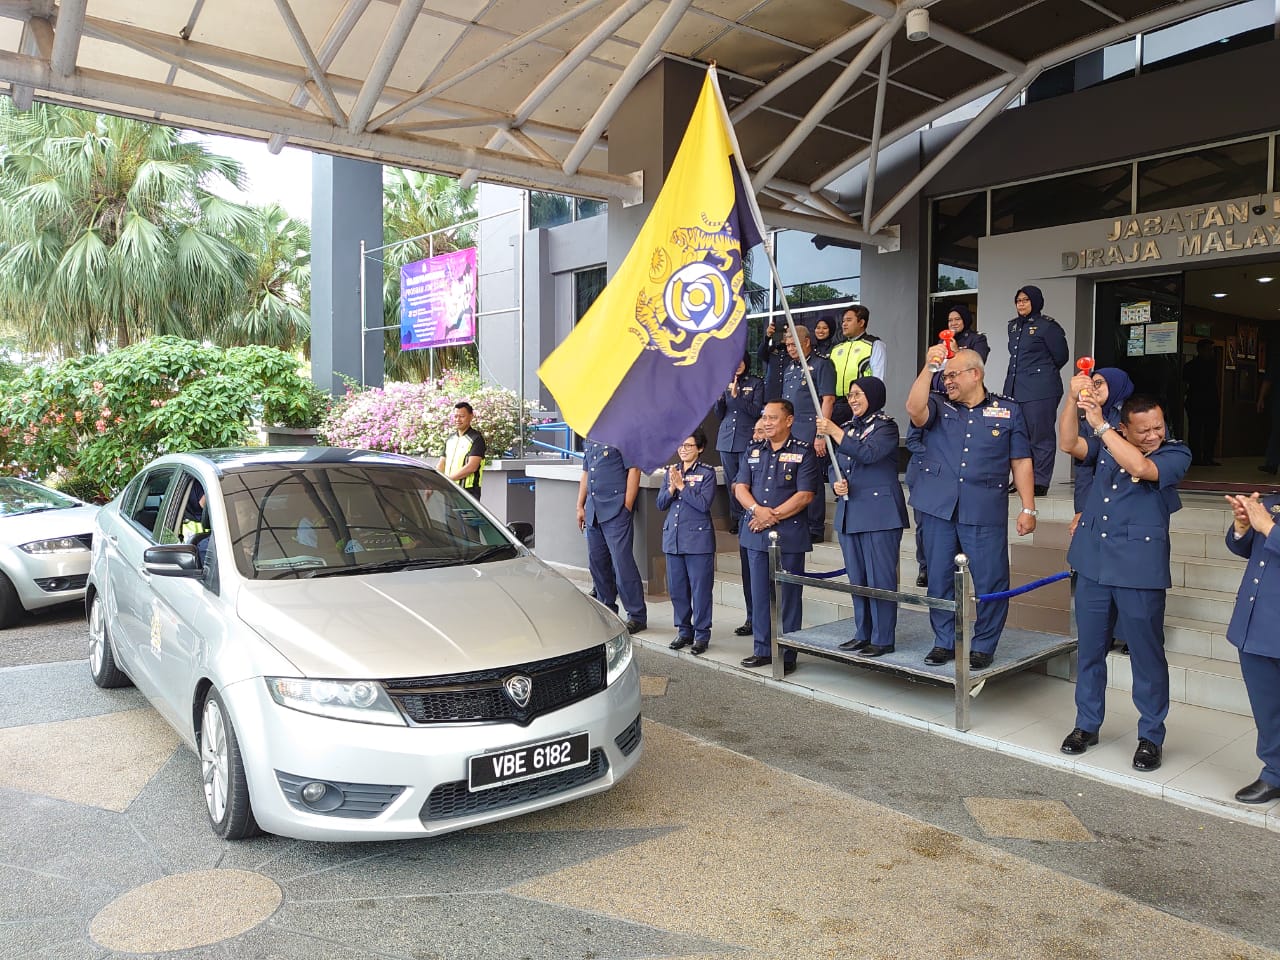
[
  {"xmin": 1227, "ymin": 492, "xmax": 1276, "ymax": 536},
  {"xmin": 667, "ymin": 463, "xmax": 685, "ymax": 493}
]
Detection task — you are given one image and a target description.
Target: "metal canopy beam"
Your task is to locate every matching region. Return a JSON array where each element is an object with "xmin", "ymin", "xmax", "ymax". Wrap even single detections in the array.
[
  {"xmin": 837, "ymin": 0, "xmax": 1026, "ymax": 73},
  {"xmin": 562, "ymin": 0, "xmax": 694, "ymax": 176},
  {"xmin": 866, "ymin": 0, "xmax": 1242, "ymax": 233},
  {"xmin": 367, "ymin": 0, "xmax": 610, "ymax": 132},
  {"xmin": 751, "ymin": 10, "xmax": 904, "ymax": 193},
  {"xmin": 48, "ymin": 0, "xmax": 85, "ymax": 76},
  {"xmin": 273, "ymin": 0, "xmax": 347, "ymax": 126},
  {"xmin": 347, "ymin": 0, "xmax": 424, "ymax": 134},
  {"xmin": 0, "ymin": 49, "xmax": 643, "ymax": 202}
]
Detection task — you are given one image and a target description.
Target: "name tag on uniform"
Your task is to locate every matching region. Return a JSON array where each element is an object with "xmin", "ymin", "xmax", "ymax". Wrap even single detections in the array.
[
  {"xmin": 983, "ymin": 408, "xmax": 1011, "ymax": 419},
  {"xmin": 742, "ymin": 386, "xmax": 753, "ymax": 393},
  {"xmin": 780, "ymin": 453, "xmax": 804, "ymax": 463}
]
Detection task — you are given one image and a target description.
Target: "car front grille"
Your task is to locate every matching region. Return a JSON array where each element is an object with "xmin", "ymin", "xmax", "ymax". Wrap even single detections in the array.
[
  {"xmin": 33, "ymin": 574, "xmax": 88, "ymax": 593},
  {"xmin": 613, "ymin": 714, "xmax": 642, "ymax": 757},
  {"xmin": 420, "ymin": 748, "xmax": 609, "ymax": 823},
  {"xmin": 384, "ymin": 645, "xmax": 607, "ymax": 727}
]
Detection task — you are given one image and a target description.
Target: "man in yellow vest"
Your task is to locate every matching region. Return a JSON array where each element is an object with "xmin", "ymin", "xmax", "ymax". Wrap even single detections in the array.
[
  {"xmin": 438, "ymin": 401, "xmax": 486, "ymax": 496},
  {"xmin": 829, "ymin": 305, "xmax": 886, "ymax": 424}
]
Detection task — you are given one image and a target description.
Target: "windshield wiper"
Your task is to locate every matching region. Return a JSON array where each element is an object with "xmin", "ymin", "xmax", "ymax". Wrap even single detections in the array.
[
  {"xmin": 12, "ymin": 505, "xmax": 64, "ymax": 516},
  {"xmin": 466, "ymin": 544, "xmax": 519, "ymax": 564},
  {"xmin": 303, "ymin": 557, "xmax": 459, "ymax": 578}
]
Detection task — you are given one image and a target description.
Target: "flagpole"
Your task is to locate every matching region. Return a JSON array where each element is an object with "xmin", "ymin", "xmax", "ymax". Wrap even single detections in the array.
[{"xmin": 709, "ymin": 66, "xmax": 846, "ymax": 490}]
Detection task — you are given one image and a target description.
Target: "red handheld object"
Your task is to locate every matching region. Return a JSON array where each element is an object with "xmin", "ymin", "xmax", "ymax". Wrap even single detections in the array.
[
  {"xmin": 1076, "ymin": 356, "xmax": 1094, "ymax": 379},
  {"xmin": 938, "ymin": 329, "xmax": 956, "ymax": 359}
]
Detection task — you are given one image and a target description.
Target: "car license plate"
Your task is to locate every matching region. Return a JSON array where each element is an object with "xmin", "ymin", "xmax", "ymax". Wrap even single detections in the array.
[{"xmin": 468, "ymin": 732, "xmax": 590, "ymax": 792}]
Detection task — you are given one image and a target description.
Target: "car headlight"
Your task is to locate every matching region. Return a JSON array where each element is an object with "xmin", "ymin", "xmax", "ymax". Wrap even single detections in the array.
[
  {"xmin": 605, "ymin": 630, "xmax": 633, "ymax": 685},
  {"xmin": 265, "ymin": 677, "xmax": 406, "ymax": 726},
  {"xmin": 20, "ymin": 536, "xmax": 90, "ymax": 555}
]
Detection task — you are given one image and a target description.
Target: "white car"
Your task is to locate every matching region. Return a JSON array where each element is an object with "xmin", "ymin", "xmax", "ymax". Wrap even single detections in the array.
[
  {"xmin": 0, "ymin": 476, "xmax": 98, "ymax": 627},
  {"xmin": 87, "ymin": 448, "xmax": 641, "ymax": 841}
]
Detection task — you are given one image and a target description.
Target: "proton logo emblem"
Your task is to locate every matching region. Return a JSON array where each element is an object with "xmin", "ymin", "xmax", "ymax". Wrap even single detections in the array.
[{"xmin": 503, "ymin": 674, "xmax": 533, "ymax": 708}]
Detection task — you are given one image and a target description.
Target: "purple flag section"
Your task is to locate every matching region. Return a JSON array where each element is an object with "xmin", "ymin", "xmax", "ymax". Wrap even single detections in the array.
[
  {"xmin": 591, "ymin": 159, "xmax": 762, "ymax": 471},
  {"xmin": 400, "ymin": 247, "xmax": 477, "ymax": 351}
]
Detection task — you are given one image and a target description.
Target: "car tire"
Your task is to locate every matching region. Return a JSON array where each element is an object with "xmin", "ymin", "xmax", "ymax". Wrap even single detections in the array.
[
  {"xmin": 199, "ymin": 689, "xmax": 261, "ymax": 840},
  {"xmin": 88, "ymin": 593, "xmax": 131, "ymax": 689},
  {"xmin": 0, "ymin": 571, "xmax": 22, "ymax": 629}
]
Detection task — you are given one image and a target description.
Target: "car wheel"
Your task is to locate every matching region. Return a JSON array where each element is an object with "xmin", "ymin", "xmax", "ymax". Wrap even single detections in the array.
[
  {"xmin": 0, "ymin": 571, "xmax": 22, "ymax": 629},
  {"xmin": 199, "ymin": 689, "xmax": 261, "ymax": 840},
  {"xmin": 88, "ymin": 594, "xmax": 131, "ymax": 689}
]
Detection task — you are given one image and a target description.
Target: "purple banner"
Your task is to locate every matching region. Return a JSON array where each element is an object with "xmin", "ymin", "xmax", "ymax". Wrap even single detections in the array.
[{"xmin": 399, "ymin": 247, "xmax": 477, "ymax": 351}]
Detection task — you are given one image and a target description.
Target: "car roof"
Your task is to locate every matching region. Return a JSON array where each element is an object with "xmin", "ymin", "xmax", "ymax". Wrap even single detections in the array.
[{"xmin": 161, "ymin": 447, "xmax": 428, "ymax": 477}]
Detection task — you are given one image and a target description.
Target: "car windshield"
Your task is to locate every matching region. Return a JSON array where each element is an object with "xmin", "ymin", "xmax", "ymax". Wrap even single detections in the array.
[
  {"xmin": 219, "ymin": 463, "xmax": 518, "ymax": 581},
  {"xmin": 0, "ymin": 477, "xmax": 80, "ymax": 515}
]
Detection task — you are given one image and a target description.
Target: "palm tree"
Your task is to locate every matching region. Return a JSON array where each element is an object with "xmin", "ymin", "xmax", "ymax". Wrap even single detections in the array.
[
  {"xmin": 0, "ymin": 101, "xmax": 256, "ymax": 355},
  {"xmin": 378, "ymin": 169, "xmax": 477, "ymax": 381},
  {"xmin": 222, "ymin": 203, "xmax": 311, "ymax": 352}
]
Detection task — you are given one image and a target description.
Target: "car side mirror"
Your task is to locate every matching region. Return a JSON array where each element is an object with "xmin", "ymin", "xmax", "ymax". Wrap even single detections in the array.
[
  {"xmin": 144, "ymin": 543, "xmax": 204, "ymax": 578},
  {"xmin": 508, "ymin": 521, "xmax": 534, "ymax": 547}
]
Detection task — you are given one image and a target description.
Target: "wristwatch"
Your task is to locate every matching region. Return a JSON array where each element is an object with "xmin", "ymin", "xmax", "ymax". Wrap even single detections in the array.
[
  {"xmin": 1020, "ymin": 507, "xmax": 1038, "ymax": 517},
  {"xmin": 1093, "ymin": 422, "xmax": 1113, "ymax": 438}
]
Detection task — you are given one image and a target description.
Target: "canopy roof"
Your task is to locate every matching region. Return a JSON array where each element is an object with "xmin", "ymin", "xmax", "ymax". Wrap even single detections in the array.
[{"xmin": 0, "ymin": 0, "xmax": 1246, "ymax": 244}]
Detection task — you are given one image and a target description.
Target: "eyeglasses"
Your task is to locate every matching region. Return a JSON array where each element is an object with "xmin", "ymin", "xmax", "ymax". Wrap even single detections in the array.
[
  {"xmin": 677, "ymin": 442, "xmax": 698, "ymax": 450},
  {"xmin": 1014, "ymin": 296, "xmax": 1031, "ymax": 304},
  {"xmin": 940, "ymin": 368, "xmax": 977, "ymax": 382}
]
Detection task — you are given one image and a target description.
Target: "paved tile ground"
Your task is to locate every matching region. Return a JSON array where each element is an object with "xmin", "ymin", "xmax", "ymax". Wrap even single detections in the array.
[{"xmin": 2, "ymin": 606, "xmax": 1280, "ymax": 960}]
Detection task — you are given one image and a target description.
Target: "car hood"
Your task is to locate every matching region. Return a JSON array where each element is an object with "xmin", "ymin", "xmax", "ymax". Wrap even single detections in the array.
[
  {"xmin": 1, "ymin": 504, "xmax": 99, "ymax": 545},
  {"xmin": 236, "ymin": 556, "xmax": 622, "ymax": 679}
]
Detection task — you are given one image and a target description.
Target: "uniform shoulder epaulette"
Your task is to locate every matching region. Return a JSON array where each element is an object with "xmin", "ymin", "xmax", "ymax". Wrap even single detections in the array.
[
  {"xmin": 1163, "ymin": 437, "xmax": 1186, "ymax": 446},
  {"xmin": 792, "ymin": 436, "xmax": 812, "ymax": 448},
  {"xmin": 867, "ymin": 410, "xmax": 891, "ymax": 422},
  {"xmin": 990, "ymin": 392, "xmax": 1018, "ymax": 405}
]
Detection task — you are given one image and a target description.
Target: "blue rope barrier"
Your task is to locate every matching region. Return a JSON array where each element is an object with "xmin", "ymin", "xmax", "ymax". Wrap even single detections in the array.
[
  {"xmin": 783, "ymin": 567, "xmax": 846, "ymax": 579},
  {"xmin": 976, "ymin": 570, "xmax": 1070, "ymax": 603}
]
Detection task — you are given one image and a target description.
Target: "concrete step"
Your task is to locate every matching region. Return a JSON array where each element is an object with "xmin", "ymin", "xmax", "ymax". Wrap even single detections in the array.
[{"xmin": 1107, "ymin": 649, "xmax": 1250, "ymax": 718}]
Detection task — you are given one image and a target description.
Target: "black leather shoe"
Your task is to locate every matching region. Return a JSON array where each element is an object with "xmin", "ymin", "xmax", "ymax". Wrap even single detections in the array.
[
  {"xmin": 969, "ymin": 651, "xmax": 994, "ymax": 669},
  {"xmin": 734, "ymin": 621, "xmax": 753, "ymax": 636},
  {"xmin": 669, "ymin": 636, "xmax": 692, "ymax": 650},
  {"xmin": 625, "ymin": 620, "xmax": 647, "ymax": 634},
  {"xmin": 691, "ymin": 642, "xmax": 708, "ymax": 655},
  {"xmin": 740, "ymin": 654, "xmax": 772, "ymax": 668},
  {"xmin": 1132, "ymin": 738, "xmax": 1162, "ymax": 772},
  {"xmin": 783, "ymin": 660, "xmax": 797, "ymax": 675},
  {"xmin": 838, "ymin": 638, "xmax": 870, "ymax": 652},
  {"xmin": 924, "ymin": 646, "xmax": 954, "ymax": 665},
  {"xmin": 1259, "ymin": 464, "xmax": 1279, "ymax": 475},
  {"xmin": 915, "ymin": 570, "xmax": 928, "ymax": 588},
  {"xmin": 1060, "ymin": 728, "xmax": 1099, "ymax": 755},
  {"xmin": 1033, "ymin": 484, "xmax": 1049, "ymax": 497},
  {"xmin": 863, "ymin": 644, "xmax": 895, "ymax": 658},
  {"xmin": 1234, "ymin": 778, "xmax": 1280, "ymax": 804}
]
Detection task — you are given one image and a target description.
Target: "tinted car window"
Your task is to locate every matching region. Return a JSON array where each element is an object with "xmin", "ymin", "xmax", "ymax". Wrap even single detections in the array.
[
  {"xmin": 125, "ymin": 468, "xmax": 176, "ymax": 541},
  {"xmin": 219, "ymin": 463, "xmax": 518, "ymax": 580}
]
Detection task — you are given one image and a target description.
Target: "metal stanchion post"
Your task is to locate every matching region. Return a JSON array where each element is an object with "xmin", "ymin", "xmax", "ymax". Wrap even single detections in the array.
[
  {"xmin": 768, "ymin": 531, "xmax": 783, "ymax": 681},
  {"xmin": 954, "ymin": 552, "xmax": 972, "ymax": 731}
]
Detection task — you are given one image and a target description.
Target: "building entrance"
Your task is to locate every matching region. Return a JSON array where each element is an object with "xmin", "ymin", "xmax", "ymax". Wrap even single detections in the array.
[{"xmin": 1093, "ymin": 260, "xmax": 1280, "ymax": 489}]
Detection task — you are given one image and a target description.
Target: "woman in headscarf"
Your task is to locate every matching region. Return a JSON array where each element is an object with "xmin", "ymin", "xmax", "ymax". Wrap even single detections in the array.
[
  {"xmin": 816, "ymin": 376, "xmax": 908, "ymax": 657},
  {"xmin": 945, "ymin": 304, "xmax": 989, "ymax": 362},
  {"xmin": 1068, "ymin": 367, "xmax": 1135, "ymax": 532},
  {"xmin": 811, "ymin": 316, "xmax": 839, "ymax": 359}
]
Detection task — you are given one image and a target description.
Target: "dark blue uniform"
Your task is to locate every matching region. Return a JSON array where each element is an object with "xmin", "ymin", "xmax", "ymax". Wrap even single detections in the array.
[
  {"xmin": 715, "ymin": 374, "xmax": 764, "ymax": 529},
  {"xmin": 1003, "ymin": 286, "xmax": 1068, "ymax": 489},
  {"xmin": 1225, "ymin": 495, "xmax": 1280, "ymax": 790},
  {"xmin": 1067, "ymin": 434, "xmax": 1191, "ymax": 745},
  {"xmin": 910, "ymin": 391, "xmax": 1031, "ymax": 656},
  {"xmin": 831, "ymin": 412, "xmax": 908, "ymax": 649},
  {"xmin": 782, "ymin": 352, "xmax": 835, "ymax": 540},
  {"xmin": 582, "ymin": 440, "xmax": 646, "ymax": 626},
  {"xmin": 656, "ymin": 461, "xmax": 717, "ymax": 644},
  {"xmin": 735, "ymin": 436, "xmax": 820, "ymax": 663},
  {"xmin": 905, "ymin": 422, "xmax": 928, "ymax": 584},
  {"xmin": 757, "ymin": 330, "xmax": 788, "ymax": 402}
]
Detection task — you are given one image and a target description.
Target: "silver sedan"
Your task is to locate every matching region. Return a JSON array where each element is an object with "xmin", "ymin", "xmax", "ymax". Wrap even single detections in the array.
[
  {"xmin": 0, "ymin": 476, "xmax": 98, "ymax": 627},
  {"xmin": 86, "ymin": 448, "xmax": 641, "ymax": 841}
]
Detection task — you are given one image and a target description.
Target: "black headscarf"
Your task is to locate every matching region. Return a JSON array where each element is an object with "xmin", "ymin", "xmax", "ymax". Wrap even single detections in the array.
[
  {"xmin": 850, "ymin": 376, "xmax": 886, "ymax": 418},
  {"xmin": 1016, "ymin": 285, "xmax": 1045, "ymax": 316},
  {"xmin": 947, "ymin": 303, "xmax": 974, "ymax": 332}
]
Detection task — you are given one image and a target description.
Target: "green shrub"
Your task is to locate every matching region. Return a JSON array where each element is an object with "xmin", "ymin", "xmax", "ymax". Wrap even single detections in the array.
[{"xmin": 0, "ymin": 337, "xmax": 328, "ymax": 498}]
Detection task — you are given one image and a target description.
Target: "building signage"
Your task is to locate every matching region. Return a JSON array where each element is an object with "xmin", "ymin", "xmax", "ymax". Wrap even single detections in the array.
[
  {"xmin": 1060, "ymin": 196, "xmax": 1280, "ymax": 272},
  {"xmin": 399, "ymin": 247, "xmax": 477, "ymax": 352}
]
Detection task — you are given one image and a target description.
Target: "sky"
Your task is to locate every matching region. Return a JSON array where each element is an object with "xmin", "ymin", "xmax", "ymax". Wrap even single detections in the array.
[{"xmin": 195, "ymin": 133, "xmax": 314, "ymax": 222}]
